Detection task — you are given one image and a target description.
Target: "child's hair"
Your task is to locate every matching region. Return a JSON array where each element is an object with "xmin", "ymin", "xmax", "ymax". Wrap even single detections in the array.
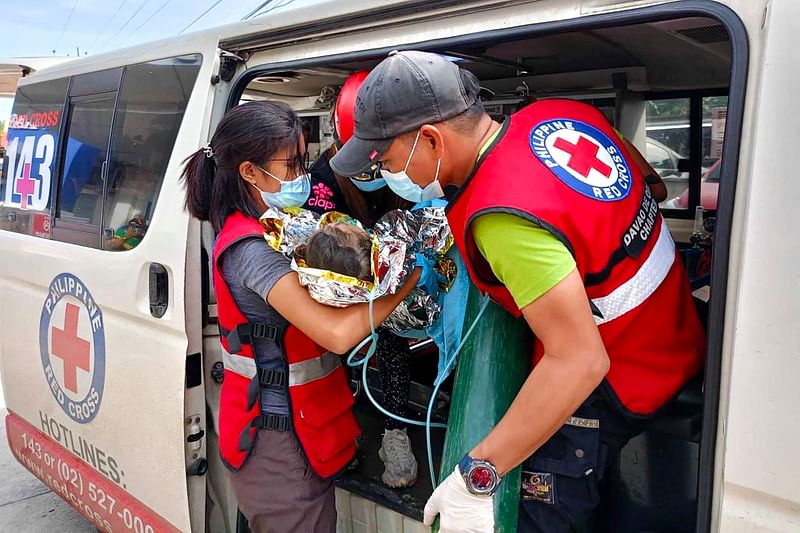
[{"xmin": 295, "ymin": 223, "xmax": 372, "ymax": 280}]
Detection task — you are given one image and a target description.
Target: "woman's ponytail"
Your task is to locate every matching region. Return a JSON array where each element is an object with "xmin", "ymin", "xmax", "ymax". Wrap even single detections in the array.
[{"xmin": 182, "ymin": 146, "xmax": 216, "ymax": 224}]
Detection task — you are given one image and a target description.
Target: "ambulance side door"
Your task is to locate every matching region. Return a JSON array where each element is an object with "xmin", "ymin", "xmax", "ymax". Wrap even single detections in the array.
[{"xmin": 0, "ymin": 36, "xmax": 220, "ymax": 533}]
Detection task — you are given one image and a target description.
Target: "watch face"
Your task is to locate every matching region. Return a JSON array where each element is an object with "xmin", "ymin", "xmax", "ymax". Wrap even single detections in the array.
[{"xmin": 469, "ymin": 466, "xmax": 496, "ymax": 492}]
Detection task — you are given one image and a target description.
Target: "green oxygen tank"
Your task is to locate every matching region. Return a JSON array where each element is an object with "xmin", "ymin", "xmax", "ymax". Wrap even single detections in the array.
[{"xmin": 438, "ymin": 285, "xmax": 530, "ymax": 532}]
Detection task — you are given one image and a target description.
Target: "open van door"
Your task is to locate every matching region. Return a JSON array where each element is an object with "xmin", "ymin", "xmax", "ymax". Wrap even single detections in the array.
[{"xmin": 0, "ymin": 35, "xmax": 220, "ymax": 533}]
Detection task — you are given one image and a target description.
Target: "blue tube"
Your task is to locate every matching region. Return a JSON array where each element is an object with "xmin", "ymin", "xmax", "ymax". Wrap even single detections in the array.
[
  {"xmin": 346, "ymin": 294, "xmax": 448, "ymax": 429},
  {"xmin": 425, "ymin": 296, "xmax": 490, "ymax": 487},
  {"xmin": 346, "ymin": 291, "xmax": 492, "ymax": 488}
]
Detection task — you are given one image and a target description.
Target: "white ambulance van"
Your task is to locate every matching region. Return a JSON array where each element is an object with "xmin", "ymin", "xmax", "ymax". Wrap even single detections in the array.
[{"xmin": 1, "ymin": 0, "xmax": 797, "ymax": 531}]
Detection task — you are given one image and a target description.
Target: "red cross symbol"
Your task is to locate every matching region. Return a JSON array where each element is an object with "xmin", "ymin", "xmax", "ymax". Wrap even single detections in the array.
[
  {"xmin": 51, "ymin": 303, "xmax": 91, "ymax": 394},
  {"xmin": 553, "ymin": 136, "xmax": 612, "ymax": 179},
  {"xmin": 15, "ymin": 163, "xmax": 36, "ymax": 210}
]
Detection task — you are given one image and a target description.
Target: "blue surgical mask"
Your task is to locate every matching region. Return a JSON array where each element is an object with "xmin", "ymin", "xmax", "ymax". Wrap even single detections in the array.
[
  {"xmin": 381, "ymin": 130, "xmax": 444, "ymax": 203},
  {"xmin": 254, "ymin": 166, "xmax": 311, "ymax": 209},
  {"xmin": 350, "ymin": 177, "xmax": 387, "ymax": 192}
]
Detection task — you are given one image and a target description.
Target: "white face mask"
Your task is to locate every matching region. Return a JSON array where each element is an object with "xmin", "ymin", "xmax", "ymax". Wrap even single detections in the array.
[{"xmin": 382, "ymin": 130, "xmax": 444, "ymax": 204}]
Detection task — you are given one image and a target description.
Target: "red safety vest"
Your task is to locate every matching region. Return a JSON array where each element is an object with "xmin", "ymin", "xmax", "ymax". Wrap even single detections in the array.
[
  {"xmin": 446, "ymin": 99, "xmax": 705, "ymax": 416},
  {"xmin": 213, "ymin": 211, "xmax": 360, "ymax": 476}
]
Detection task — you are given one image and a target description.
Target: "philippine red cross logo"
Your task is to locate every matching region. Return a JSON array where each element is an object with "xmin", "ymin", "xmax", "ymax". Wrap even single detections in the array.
[
  {"xmin": 530, "ymin": 119, "xmax": 632, "ymax": 202},
  {"xmin": 40, "ymin": 273, "xmax": 105, "ymax": 424}
]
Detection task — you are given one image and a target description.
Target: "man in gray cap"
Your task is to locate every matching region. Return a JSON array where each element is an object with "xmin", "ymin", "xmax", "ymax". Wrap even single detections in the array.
[{"xmin": 331, "ymin": 51, "xmax": 705, "ymax": 533}]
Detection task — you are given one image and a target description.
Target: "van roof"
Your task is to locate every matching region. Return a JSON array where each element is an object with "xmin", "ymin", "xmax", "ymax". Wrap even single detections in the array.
[
  {"xmin": 18, "ymin": 0, "xmax": 726, "ymax": 93},
  {"xmin": 216, "ymin": 0, "xmax": 448, "ymax": 41},
  {"xmin": 214, "ymin": 0, "xmax": 470, "ymax": 51},
  {"xmin": 17, "ymin": 0, "xmax": 459, "ymax": 82}
]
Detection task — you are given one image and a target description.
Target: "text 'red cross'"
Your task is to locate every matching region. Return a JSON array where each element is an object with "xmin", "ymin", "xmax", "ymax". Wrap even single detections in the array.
[
  {"xmin": 553, "ymin": 136, "xmax": 612, "ymax": 178},
  {"xmin": 15, "ymin": 163, "xmax": 36, "ymax": 210},
  {"xmin": 51, "ymin": 303, "xmax": 91, "ymax": 394}
]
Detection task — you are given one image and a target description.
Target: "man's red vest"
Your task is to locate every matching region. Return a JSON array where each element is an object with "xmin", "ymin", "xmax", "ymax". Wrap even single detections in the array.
[
  {"xmin": 446, "ymin": 99, "xmax": 705, "ymax": 416},
  {"xmin": 213, "ymin": 211, "xmax": 360, "ymax": 476}
]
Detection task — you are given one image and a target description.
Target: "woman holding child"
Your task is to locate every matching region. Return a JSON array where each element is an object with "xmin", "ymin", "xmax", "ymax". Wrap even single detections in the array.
[
  {"xmin": 300, "ymin": 71, "xmax": 421, "ymax": 490},
  {"xmin": 181, "ymin": 100, "xmax": 427, "ymax": 532}
]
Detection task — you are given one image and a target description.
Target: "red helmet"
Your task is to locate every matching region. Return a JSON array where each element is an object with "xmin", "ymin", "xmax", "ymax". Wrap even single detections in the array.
[{"xmin": 333, "ymin": 71, "xmax": 369, "ymax": 145}]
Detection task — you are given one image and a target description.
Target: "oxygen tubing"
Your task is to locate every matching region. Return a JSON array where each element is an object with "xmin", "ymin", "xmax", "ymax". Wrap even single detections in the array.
[{"xmin": 346, "ymin": 290, "xmax": 492, "ymax": 488}]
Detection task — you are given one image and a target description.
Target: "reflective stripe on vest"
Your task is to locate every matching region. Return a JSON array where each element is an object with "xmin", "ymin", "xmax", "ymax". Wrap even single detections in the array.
[
  {"xmin": 222, "ymin": 348, "xmax": 258, "ymax": 379},
  {"xmin": 591, "ymin": 221, "xmax": 675, "ymax": 326},
  {"xmin": 289, "ymin": 352, "xmax": 341, "ymax": 386},
  {"xmin": 222, "ymin": 348, "xmax": 341, "ymax": 386}
]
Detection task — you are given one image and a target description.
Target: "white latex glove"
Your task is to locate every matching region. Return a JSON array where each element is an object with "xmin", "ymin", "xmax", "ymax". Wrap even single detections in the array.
[{"xmin": 423, "ymin": 465, "xmax": 495, "ymax": 532}]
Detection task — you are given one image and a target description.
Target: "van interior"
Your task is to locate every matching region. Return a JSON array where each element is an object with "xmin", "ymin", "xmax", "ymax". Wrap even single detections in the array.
[{"xmin": 206, "ymin": 13, "xmax": 733, "ymax": 532}]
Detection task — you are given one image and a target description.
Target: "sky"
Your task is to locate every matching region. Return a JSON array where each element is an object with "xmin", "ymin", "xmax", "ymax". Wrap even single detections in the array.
[{"xmin": 0, "ymin": 0, "xmax": 322, "ymax": 122}]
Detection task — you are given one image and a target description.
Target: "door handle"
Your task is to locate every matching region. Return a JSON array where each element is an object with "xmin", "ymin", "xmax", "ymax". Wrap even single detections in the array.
[{"xmin": 149, "ymin": 263, "xmax": 169, "ymax": 318}]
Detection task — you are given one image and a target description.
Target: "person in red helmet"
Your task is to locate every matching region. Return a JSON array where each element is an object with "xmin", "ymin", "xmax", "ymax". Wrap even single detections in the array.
[
  {"xmin": 333, "ymin": 71, "xmax": 370, "ymax": 153},
  {"xmin": 303, "ymin": 71, "xmax": 406, "ymax": 224},
  {"xmin": 302, "ymin": 71, "xmax": 421, "ymax": 488}
]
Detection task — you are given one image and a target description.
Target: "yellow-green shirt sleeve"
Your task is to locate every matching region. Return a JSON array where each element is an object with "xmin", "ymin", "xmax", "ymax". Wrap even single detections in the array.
[{"xmin": 471, "ymin": 213, "xmax": 576, "ymax": 309}]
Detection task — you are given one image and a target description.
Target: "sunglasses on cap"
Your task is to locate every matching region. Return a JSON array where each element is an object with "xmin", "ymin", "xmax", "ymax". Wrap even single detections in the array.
[
  {"xmin": 349, "ymin": 161, "xmax": 383, "ymax": 182},
  {"xmin": 330, "ymin": 141, "xmax": 382, "ymax": 182}
]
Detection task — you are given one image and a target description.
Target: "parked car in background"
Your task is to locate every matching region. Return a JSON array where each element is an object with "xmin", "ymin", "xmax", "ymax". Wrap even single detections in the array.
[
  {"xmin": 663, "ymin": 159, "xmax": 721, "ymax": 210},
  {"xmin": 646, "ymin": 137, "xmax": 687, "ymax": 179}
]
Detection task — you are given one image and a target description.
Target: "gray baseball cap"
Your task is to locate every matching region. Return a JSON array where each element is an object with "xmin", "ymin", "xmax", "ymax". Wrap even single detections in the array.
[{"xmin": 330, "ymin": 50, "xmax": 479, "ymax": 177}]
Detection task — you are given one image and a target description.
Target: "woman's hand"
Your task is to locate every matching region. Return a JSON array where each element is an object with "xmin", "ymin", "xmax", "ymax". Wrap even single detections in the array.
[{"xmin": 268, "ymin": 268, "xmax": 421, "ymax": 354}]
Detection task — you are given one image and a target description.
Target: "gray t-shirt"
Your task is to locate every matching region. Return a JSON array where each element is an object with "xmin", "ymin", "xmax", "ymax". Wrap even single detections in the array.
[{"xmin": 219, "ymin": 237, "xmax": 293, "ymax": 415}]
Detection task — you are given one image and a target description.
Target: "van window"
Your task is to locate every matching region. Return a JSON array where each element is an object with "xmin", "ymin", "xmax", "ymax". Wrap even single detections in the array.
[
  {"xmin": 57, "ymin": 94, "xmax": 116, "ymax": 227},
  {"xmin": 0, "ymin": 55, "xmax": 202, "ymax": 248},
  {"xmin": 51, "ymin": 69, "xmax": 122, "ymax": 247},
  {"xmin": 104, "ymin": 55, "xmax": 202, "ymax": 251},
  {"xmin": 700, "ymin": 95, "xmax": 727, "ymax": 210},
  {"xmin": 0, "ymin": 78, "xmax": 69, "ymax": 237},
  {"xmin": 646, "ymin": 95, "xmax": 728, "ymax": 211},
  {"xmin": 645, "ymin": 98, "xmax": 690, "ymax": 207}
]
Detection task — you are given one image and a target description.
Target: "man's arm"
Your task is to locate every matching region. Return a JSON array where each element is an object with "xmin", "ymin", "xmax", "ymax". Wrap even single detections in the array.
[
  {"xmin": 423, "ymin": 214, "xmax": 609, "ymax": 531},
  {"xmin": 467, "ymin": 213, "xmax": 609, "ymax": 473},
  {"xmin": 470, "ymin": 268, "xmax": 609, "ymax": 473}
]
